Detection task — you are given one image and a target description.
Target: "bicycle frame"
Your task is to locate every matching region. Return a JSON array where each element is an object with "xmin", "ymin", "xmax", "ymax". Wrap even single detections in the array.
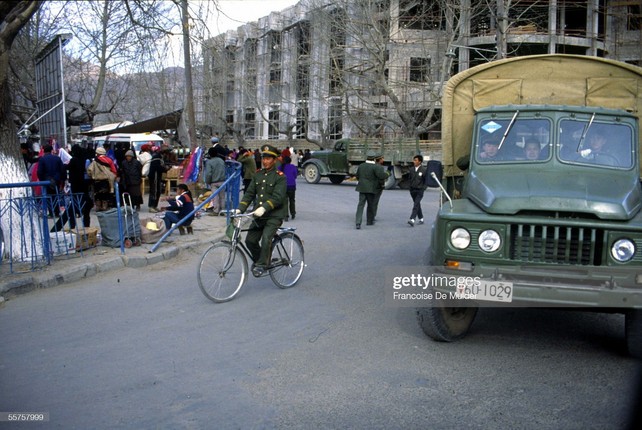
[{"xmin": 224, "ymin": 214, "xmax": 297, "ymax": 273}]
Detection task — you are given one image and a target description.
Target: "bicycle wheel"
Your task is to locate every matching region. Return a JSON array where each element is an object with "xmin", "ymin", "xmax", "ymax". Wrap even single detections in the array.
[
  {"xmin": 197, "ymin": 242, "xmax": 248, "ymax": 303},
  {"xmin": 269, "ymin": 232, "xmax": 305, "ymax": 289}
]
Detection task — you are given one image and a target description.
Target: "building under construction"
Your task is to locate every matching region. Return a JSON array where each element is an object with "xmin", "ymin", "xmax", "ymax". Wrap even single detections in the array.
[{"xmin": 201, "ymin": 0, "xmax": 642, "ymax": 146}]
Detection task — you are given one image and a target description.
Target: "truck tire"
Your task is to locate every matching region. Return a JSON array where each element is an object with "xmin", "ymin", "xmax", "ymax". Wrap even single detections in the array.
[
  {"xmin": 416, "ymin": 305, "xmax": 478, "ymax": 342},
  {"xmin": 304, "ymin": 164, "xmax": 321, "ymax": 184},
  {"xmin": 329, "ymin": 175, "xmax": 345, "ymax": 184},
  {"xmin": 625, "ymin": 309, "xmax": 642, "ymax": 358}
]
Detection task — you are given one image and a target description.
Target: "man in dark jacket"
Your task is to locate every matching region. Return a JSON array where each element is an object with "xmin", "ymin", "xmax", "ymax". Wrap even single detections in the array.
[
  {"xmin": 407, "ymin": 155, "xmax": 427, "ymax": 226},
  {"xmin": 38, "ymin": 144, "xmax": 74, "ymax": 231},
  {"xmin": 147, "ymin": 151, "xmax": 168, "ymax": 213},
  {"xmin": 354, "ymin": 151, "xmax": 388, "ymax": 229}
]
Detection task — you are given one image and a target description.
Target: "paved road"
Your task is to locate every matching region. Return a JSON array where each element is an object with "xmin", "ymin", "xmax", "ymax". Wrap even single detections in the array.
[{"xmin": 1, "ymin": 179, "xmax": 640, "ymax": 429}]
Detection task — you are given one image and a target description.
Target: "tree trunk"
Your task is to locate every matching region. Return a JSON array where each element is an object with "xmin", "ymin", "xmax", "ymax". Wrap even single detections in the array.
[{"xmin": 1, "ymin": 1, "xmax": 43, "ymax": 259}]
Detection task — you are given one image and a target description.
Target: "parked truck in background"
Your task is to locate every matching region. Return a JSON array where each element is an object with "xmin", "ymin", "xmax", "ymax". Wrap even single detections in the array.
[
  {"xmin": 417, "ymin": 54, "xmax": 642, "ymax": 357},
  {"xmin": 301, "ymin": 138, "xmax": 438, "ymax": 189}
]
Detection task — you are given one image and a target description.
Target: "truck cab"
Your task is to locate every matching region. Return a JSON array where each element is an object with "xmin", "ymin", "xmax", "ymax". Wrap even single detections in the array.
[{"xmin": 416, "ymin": 55, "xmax": 642, "ymax": 357}]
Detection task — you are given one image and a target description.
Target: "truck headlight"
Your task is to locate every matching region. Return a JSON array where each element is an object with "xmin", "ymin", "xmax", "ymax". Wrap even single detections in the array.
[
  {"xmin": 478, "ymin": 230, "xmax": 501, "ymax": 253},
  {"xmin": 611, "ymin": 239, "xmax": 635, "ymax": 262},
  {"xmin": 450, "ymin": 228, "xmax": 471, "ymax": 250}
]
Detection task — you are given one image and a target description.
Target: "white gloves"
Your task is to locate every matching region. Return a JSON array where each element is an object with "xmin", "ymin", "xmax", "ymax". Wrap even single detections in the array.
[
  {"xmin": 252, "ymin": 207, "xmax": 266, "ymax": 218},
  {"xmin": 580, "ymin": 149, "xmax": 592, "ymax": 158},
  {"xmin": 233, "ymin": 209, "xmax": 241, "ymax": 215}
]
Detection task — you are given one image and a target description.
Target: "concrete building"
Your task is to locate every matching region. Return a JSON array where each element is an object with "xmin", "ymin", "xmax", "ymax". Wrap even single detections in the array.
[{"xmin": 201, "ymin": 0, "xmax": 642, "ymax": 147}]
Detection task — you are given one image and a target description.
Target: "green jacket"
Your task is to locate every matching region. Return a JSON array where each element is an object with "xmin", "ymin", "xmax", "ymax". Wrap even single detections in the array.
[
  {"xmin": 239, "ymin": 166, "xmax": 287, "ymax": 218},
  {"xmin": 355, "ymin": 161, "xmax": 387, "ymax": 194},
  {"xmin": 238, "ymin": 152, "xmax": 257, "ymax": 180}
]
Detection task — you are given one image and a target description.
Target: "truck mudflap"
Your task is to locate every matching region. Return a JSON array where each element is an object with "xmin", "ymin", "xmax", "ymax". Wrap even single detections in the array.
[{"xmin": 427, "ymin": 264, "xmax": 642, "ymax": 309}]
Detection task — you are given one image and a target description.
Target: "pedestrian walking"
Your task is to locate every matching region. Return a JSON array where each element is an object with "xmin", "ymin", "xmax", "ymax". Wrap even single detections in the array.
[
  {"xmin": 355, "ymin": 151, "xmax": 387, "ymax": 229},
  {"xmin": 119, "ymin": 150, "xmax": 143, "ymax": 211},
  {"xmin": 203, "ymin": 147, "xmax": 227, "ymax": 215},
  {"xmin": 279, "ymin": 156, "xmax": 297, "ymax": 220},
  {"xmin": 147, "ymin": 150, "xmax": 169, "ymax": 213},
  {"xmin": 67, "ymin": 144, "xmax": 93, "ymax": 227},
  {"xmin": 38, "ymin": 144, "xmax": 74, "ymax": 232},
  {"xmin": 407, "ymin": 155, "xmax": 427, "ymax": 226},
  {"xmin": 87, "ymin": 146, "xmax": 117, "ymax": 211}
]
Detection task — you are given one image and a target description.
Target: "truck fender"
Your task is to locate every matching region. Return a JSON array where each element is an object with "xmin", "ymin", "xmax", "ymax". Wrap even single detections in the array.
[{"xmin": 301, "ymin": 158, "xmax": 330, "ymax": 176}]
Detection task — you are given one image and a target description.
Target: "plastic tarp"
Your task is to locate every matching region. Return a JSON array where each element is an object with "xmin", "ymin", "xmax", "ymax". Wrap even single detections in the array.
[{"xmin": 96, "ymin": 207, "xmax": 141, "ymax": 248}]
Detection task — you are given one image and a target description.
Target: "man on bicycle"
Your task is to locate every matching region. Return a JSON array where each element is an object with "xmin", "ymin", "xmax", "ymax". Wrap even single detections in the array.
[{"xmin": 236, "ymin": 144, "xmax": 287, "ymax": 276}]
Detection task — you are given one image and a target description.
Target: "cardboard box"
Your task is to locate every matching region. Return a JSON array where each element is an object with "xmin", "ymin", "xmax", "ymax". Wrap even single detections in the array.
[
  {"xmin": 166, "ymin": 166, "xmax": 182, "ymax": 179},
  {"xmin": 66, "ymin": 227, "xmax": 99, "ymax": 250},
  {"xmin": 49, "ymin": 232, "xmax": 76, "ymax": 256}
]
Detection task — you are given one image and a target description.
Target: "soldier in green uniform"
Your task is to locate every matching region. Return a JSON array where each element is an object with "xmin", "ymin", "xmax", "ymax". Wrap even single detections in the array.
[
  {"xmin": 237, "ymin": 144, "xmax": 288, "ymax": 276},
  {"xmin": 355, "ymin": 150, "xmax": 388, "ymax": 229}
]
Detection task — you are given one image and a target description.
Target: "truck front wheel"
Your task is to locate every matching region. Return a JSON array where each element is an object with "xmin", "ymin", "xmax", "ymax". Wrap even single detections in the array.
[
  {"xmin": 625, "ymin": 309, "xmax": 642, "ymax": 358},
  {"xmin": 304, "ymin": 164, "xmax": 321, "ymax": 184},
  {"xmin": 416, "ymin": 305, "xmax": 478, "ymax": 342}
]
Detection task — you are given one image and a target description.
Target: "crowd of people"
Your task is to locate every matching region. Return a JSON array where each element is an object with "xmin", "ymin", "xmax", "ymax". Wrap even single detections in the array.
[
  {"xmin": 21, "ymin": 140, "xmax": 179, "ymax": 232},
  {"xmin": 19, "ymin": 135, "xmax": 310, "ymax": 237}
]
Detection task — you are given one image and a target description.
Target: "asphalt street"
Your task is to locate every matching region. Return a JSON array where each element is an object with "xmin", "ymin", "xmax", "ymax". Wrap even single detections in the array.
[{"xmin": 1, "ymin": 179, "xmax": 641, "ymax": 429}]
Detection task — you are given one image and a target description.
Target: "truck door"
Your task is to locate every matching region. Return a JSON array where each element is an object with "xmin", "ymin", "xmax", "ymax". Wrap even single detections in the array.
[{"xmin": 327, "ymin": 140, "xmax": 348, "ymax": 173}]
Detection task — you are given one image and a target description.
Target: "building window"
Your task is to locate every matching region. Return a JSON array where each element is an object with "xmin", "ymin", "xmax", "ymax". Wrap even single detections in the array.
[
  {"xmin": 628, "ymin": 4, "xmax": 641, "ymax": 31},
  {"xmin": 296, "ymin": 105, "xmax": 308, "ymax": 139},
  {"xmin": 268, "ymin": 110, "xmax": 279, "ymax": 139},
  {"xmin": 244, "ymin": 109, "xmax": 255, "ymax": 139},
  {"xmin": 269, "ymin": 31, "xmax": 282, "ymax": 64},
  {"xmin": 297, "ymin": 64, "xmax": 309, "ymax": 99},
  {"xmin": 270, "ymin": 68, "xmax": 281, "ymax": 84},
  {"xmin": 226, "ymin": 111, "xmax": 234, "ymax": 128},
  {"xmin": 328, "ymin": 100, "xmax": 342, "ymax": 140},
  {"xmin": 297, "ymin": 22, "xmax": 310, "ymax": 57},
  {"xmin": 399, "ymin": 1, "xmax": 444, "ymax": 30},
  {"xmin": 409, "ymin": 57, "xmax": 431, "ymax": 83}
]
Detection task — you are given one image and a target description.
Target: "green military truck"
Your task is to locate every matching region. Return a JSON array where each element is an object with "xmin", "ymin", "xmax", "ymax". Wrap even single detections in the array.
[
  {"xmin": 417, "ymin": 54, "xmax": 642, "ymax": 357},
  {"xmin": 301, "ymin": 139, "xmax": 436, "ymax": 189}
]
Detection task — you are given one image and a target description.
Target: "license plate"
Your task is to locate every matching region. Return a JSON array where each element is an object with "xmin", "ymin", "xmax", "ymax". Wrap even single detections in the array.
[{"xmin": 460, "ymin": 279, "xmax": 513, "ymax": 303}]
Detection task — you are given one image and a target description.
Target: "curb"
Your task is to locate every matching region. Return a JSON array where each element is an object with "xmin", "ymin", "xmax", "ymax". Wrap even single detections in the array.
[{"xmin": 1, "ymin": 233, "xmax": 224, "ymax": 300}]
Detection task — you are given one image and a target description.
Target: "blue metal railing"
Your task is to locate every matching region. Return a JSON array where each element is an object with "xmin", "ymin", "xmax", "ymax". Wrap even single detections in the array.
[
  {"xmin": 149, "ymin": 160, "xmax": 242, "ymax": 253},
  {"xmin": 0, "ymin": 181, "xmax": 89, "ymax": 273}
]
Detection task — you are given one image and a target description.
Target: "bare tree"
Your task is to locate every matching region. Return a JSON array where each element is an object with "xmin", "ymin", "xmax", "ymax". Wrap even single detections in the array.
[
  {"xmin": 53, "ymin": 0, "xmax": 176, "ymax": 125},
  {"xmin": 0, "ymin": 1, "xmax": 42, "ymax": 260}
]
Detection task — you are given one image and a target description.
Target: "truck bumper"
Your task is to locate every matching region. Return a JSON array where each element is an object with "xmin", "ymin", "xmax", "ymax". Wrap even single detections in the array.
[{"xmin": 432, "ymin": 264, "xmax": 642, "ymax": 309}]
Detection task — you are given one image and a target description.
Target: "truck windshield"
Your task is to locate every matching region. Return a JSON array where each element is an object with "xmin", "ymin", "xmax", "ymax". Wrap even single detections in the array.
[
  {"xmin": 476, "ymin": 118, "xmax": 551, "ymax": 163},
  {"xmin": 559, "ymin": 120, "xmax": 634, "ymax": 169}
]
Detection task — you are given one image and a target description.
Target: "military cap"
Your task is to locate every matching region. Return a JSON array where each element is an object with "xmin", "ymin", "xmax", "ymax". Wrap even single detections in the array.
[
  {"xmin": 261, "ymin": 144, "xmax": 279, "ymax": 158},
  {"xmin": 366, "ymin": 150, "xmax": 380, "ymax": 160}
]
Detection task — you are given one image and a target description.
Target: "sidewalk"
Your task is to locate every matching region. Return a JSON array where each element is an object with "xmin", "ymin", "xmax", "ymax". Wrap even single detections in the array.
[{"xmin": 1, "ymin": 206, "xmax": 228, "ymax": 300}]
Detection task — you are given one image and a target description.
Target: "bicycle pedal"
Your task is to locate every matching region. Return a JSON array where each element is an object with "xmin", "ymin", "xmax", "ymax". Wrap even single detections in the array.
[{"xmin": 251, "ymin": 266, "xmax": 266, "ymax": 277}]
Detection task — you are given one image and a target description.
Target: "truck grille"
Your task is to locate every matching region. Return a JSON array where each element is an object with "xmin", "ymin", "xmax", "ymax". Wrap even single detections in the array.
[{"xmin": 509, "ymin": 224, "xmax": 604, "ymax": 265}]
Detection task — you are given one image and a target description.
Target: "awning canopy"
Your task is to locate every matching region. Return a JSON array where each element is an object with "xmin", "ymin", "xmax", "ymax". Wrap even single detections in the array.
[{"xmin": 81, "ymin": 109, "xmax": 183, "ymax": 137}]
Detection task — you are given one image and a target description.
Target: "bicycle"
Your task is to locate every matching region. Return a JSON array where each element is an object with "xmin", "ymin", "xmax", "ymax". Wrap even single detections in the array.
[{"xmin": 197, "ymin": 213, "xmax": 305, "ymax": 303}]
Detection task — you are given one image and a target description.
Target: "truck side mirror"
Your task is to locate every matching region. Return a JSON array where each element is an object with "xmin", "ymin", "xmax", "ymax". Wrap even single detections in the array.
[{"xmin": 425, "ymin": 160, "xmax": 443, "ymax": 188}]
